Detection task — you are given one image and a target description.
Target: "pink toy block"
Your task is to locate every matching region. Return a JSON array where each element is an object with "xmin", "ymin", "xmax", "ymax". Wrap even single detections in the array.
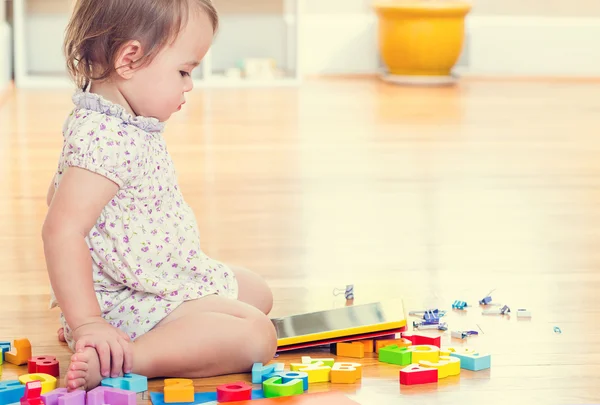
[
  {"xmin": 87, "ymin": 387, "xmax": 135, "ymax": 405},
  {"xmin": 41, "ymin": 389, "xmax": 85, "ymax": 405},
  {"xmin": 21, "ymin": 381, "xmax": 43, "ymax": 405}
]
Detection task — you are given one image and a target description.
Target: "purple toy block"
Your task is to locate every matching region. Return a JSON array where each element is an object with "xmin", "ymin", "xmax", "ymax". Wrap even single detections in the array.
[
  {"xmin": 42, "ymin": 389, "xmax": 85, "ymax": 405},
  {"xmin": 87, "ymin": 387, "xmax": 135, "ymax": 405}
]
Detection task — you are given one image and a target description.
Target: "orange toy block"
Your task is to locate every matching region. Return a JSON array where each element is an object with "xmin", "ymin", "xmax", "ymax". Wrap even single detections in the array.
[
  {"xmin": 5, "ymin": 339, "xmax": 32, "ymax": 366},
  {"xmin": 164, "ymin": 379, "xmax": 194, "ymax": 403},
  {"xmin": 375, "ymin": 338, "xmax": 412, "ymax": 353},
  {"xmin": 336, "ymin": 342, "xmax": 364, "ymax": 359},
  {"xmin": 356, "ymin": 340, "xmax": 374, "ymax": 353},
  {"xmin": 330, "ymin": 363, "xmax": 362, "ymax": 384}
]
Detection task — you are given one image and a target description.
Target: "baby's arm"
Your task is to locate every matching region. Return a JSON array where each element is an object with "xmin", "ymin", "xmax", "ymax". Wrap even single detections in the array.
[
  {"xmin": 46, "ymin": 175, "xmax": 55, "ymax": 207},
  {"xmin": 42, "ymin": 166, "xmax": 131, "ymax": 376}
]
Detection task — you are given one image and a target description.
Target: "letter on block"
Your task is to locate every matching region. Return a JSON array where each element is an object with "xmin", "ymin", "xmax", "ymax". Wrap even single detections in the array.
[
  {"xmin": 375, "ymin": 338, "xmax": 412, "ymax": 353},
  {"xmin": 330, "ymin": 363, "xmax": 362, "ymax": 384},
  {"xmin": 379, "ymin": 345, "xmax": 412, "ymax": 366},
  {"xmin": 399, "ymin": 365, "xmax": 438, "ymax": 386},
  {"xmin": 28, "ymin": 356, "xmax": 60, "ymax": 378},
  {"xmin": 41, "ymin": 388, "xmax": 85, "ymax": 405},
  {"xmin": 302, "ymin": 356, "xmax": 335, "ymax": 367},
  {"xmin": 448, "ymin": 349, "xmax": 491, "ymax": 371},
  {"xmin": 87, "ymin": 387, "xmax": 136, "ymax": 405},
  {"xmin": 21, "ymin": 381, "xmax": 43, "ymax": 405},
  {"xmin": 408, "ymin": 345, "xmax": 440, "ymax": 363},
  {"xmin": 0, "ymin": 380, "xmax": 26, "ymax": 405},
  {"xmin": 263, "ymin": 377, "xmax": 303, "ymax": 398},
  {"xmin": 101, "ymin": 373, "xmax": 147, "ymax": 393},
  {"xmin": 289, "ymin": 362, "xmax": 331, "ymax": 383},
  {"xmin": 18, "ymin": 374, "xmax": 57, "ymax": 394},
  {"xmin": 279, "ymin": 372, "xmax": 309, "ymax": 391},
  {"xmin": 164, "ymin": 379, "xmax": 194, "ymax": 403},
  {"xmin": 5, "ymin": 339, "xmax": 32, "ymax": 366},
  {"xmin": 252, "ymin": 363, "xmax": 285, "ymax": 384},
  {"xmin": 216, "ymin": 382, "xmax": 252, "ymax": 402}
]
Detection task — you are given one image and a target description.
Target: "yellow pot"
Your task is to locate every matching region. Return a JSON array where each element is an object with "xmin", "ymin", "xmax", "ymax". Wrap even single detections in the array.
[{"xmin": 374, "ymin": 1, "xmax": 472, "ymax": 78}]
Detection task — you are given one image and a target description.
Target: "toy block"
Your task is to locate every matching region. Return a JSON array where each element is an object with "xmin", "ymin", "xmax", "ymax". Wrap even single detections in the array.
[
  {"xmin": 448, "ymin": 350, "xmax": 491, "ymax": 371},
  {"xmin": 418, "ymin": 359, "xmax": 452, "ymax": 379},
  {"xmin": 87, "ymin": 387, "xmax": 136, "ymax": 405},
  {"xmin": 403, "ymin": 334, "xmax": 441, "ymax": 348},
  {"xmin": 399, "ymin": 365, "xmax": 438, "ymax": 385},
  {"xmin": 216, "ymin": 382, "xmax": 252, "ymax": 402},
  {"xmin": 375, "ymin": 338, "xmax": 412, "ymax": 353},
  {"xmin": 100, "ymin": 373, "xmax": 147, "ymax": 393},
  {"xmin": 407, "ymin": 345, "xmax": 440, "ymax": 363},
  {"xmin": 439, "ymin": 355, "xmax": 460, "ymax": 376},
  {"xmin": 378, "ymin": 345, "xmax": 412, "ymax": 366},
  {"xmin": 21, "ymin": 381, "xmax": 43, "ymax": 405},
  {"xmin": 18, "ymin": 374, "xmax": 57, "ymax": 395},
  {"xmin": 289, "ymin": 362, "xmax": 331, "ymax": 383},
  {"xmin": 164, "ymin": 379, "xmax": 194, "ymax": 403},
  {"xmin": 301, "ymin": 356, "xmax": 334, "ymax": 367},
  {"xmin": 263, "ymin": 377, "xmax": 303, "ymax": 398},
  {"xmin": 330, "ymin": 363, "xmax": 362, "ymax": 384},
  {"xmin": 0, "ymin": 342, "xmax": 10, "ymax": 363},
  {"xmin": 0, "ymin": 380, "xmax": 26, "ymax": 405},
  {"xmin": 5, "ymin": 339, "xmax": 32, "ymax": 366},
  {"xmin": 28, "ymin": 356, "xmax": 59, "ymax": 378},
  {"xmin": 252, "ymin": 363, "xmax": 285, "ymax": 384},
  {"xmin": 41, "ymin": 388, "xmax": 85, "ymax": 405},
  {"xmin": 335, "ymin": 342, "xmax": 364, "ymax": 358},
  {"xmin": 356, "ymin": 339, "xmax": 374, "ymax": 353},
  {"xmin": 279, "ymin": 372, "xmax": 309, "ymax": 391}
]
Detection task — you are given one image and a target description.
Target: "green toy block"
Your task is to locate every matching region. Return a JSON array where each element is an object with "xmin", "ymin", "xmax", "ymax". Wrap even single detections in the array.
[
  {"xmin": 378, "ymin": 345, "xmax": 412, "ymax": 366},
  {"xmin": 263, "ymin": 377, "xmax": 303, "ymax": 398}
]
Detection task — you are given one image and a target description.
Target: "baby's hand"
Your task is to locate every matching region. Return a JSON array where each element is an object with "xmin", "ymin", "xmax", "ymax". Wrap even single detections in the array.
[{"xmin": 72, "ymin": 316, "xmax": 133, "ymax": 378}]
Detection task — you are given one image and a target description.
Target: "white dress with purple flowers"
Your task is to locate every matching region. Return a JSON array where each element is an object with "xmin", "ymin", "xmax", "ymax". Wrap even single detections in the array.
[{"xmin": 51, "ymin": 90, "xmax": 238, "ymax": 350}]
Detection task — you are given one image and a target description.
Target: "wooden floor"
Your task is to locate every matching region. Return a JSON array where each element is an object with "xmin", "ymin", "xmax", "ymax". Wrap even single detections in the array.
[{"xmin": 1, "ymin": 77, "xmax": 600, "ymax": 404}]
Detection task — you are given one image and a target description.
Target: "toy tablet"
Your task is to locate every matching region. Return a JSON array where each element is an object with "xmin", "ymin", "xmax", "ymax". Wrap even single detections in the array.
[{"xmin": 272, "ymin": 299, "xmax": 407, "ymax": 349}]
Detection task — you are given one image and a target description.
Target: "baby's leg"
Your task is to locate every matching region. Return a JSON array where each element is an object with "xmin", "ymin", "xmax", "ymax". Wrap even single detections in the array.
[
  {"xmin": 66, "ymin": 295, "xmax": 277, "ymax": 390},
  {"xmin": 230, "ymin": 265, "xmax": 274, "ymax": 315}
]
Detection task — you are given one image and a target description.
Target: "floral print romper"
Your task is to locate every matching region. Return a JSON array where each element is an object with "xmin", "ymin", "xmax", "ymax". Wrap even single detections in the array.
[{"xmin": 51, "ymin": 90, "xmax": 239, "ymax": 350}]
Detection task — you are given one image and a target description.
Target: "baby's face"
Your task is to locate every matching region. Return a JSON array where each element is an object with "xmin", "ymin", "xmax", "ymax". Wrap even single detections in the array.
[{"xmin": 123, "ymin": 8, "xmax": 214, "ymax": 122}]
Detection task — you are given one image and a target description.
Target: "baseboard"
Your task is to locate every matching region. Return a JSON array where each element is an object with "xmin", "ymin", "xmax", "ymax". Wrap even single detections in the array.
[{"xmin": 301, "ymin": 13, "xmax": 600, "ymax": 77}]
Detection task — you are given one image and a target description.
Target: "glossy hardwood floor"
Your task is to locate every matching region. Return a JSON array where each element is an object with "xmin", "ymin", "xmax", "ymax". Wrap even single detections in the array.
[{"xmin": 1, "ymin": 77, "xmax": 599, "ymax": 404}]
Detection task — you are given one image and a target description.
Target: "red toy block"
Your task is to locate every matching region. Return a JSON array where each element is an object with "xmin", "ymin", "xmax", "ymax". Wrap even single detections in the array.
[
  {"xmin": 28, "ymin": 356, "xmax": 60, "ymax": 377},
  {"xmin": 216, "ymin": 382, "xmax": 252, "ymax": 402},
  {"xmin": 403, "ymin": 334, "xmax": 441, "ymax": 348},
  {"xmin": 399, "ymin": 365, "xmax": 438, "ymax": 385},
  {"xmin": 20, "ymin": 381, "xmax": 44, "ymax": 405}
]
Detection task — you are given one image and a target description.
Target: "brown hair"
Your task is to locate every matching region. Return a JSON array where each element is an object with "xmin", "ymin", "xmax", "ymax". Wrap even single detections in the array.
[{"xmin": 64, "ymin": 0, "xmax": 218, "ymax": 90}]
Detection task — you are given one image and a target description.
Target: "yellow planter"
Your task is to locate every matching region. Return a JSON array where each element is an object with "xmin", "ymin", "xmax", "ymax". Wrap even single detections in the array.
[{"xmin": 374, "ymin": 1, "xmax": 472, "ymax": 82}]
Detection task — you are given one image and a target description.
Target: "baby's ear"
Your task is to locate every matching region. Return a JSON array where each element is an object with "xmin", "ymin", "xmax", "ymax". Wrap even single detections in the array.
[{"xmin": 114, "ymin": 40, "xmax": 144, "ymax": 79}]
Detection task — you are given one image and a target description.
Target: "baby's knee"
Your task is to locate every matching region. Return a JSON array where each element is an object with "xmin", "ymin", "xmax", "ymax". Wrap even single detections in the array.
[{"xmin": 243, "ymin": 313, "xmax": 277, "ymax": 364}]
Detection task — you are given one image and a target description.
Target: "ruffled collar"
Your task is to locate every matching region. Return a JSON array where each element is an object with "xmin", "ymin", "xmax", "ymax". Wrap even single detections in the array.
[{"xmin": 72, "ymin": 89, "xmax": 166, "ymax": 134}]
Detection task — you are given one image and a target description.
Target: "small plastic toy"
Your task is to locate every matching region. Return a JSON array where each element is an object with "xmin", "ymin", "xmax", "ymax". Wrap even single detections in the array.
[
  {"xmin": 404, "ymin": 334, "xmax": 442, "ymax": 348},
  {"xmin": 217, "ymin": 382, "xmax": 253, "ymax": 402},
  {"xmin": 399, "ymin": 365, "xmax": 438, "ymax": 385},
  {"xmin": 450, "ymin": 330, "xmax": 479, "ymax": 339},
  {"xmin": 334, "ymin": 342, "xmax": 365, "ymax": 358},
  {"xmin": 379, "ymin": 345, "xmax": 412, "ymax": 366},
  {"xmin": 446, "ymin": 348, "xmax": 491, "ymax": 371},
  {"xmin": 101, "ymin": 374, "xmax": 147, "ymax": 393},
  {"xmin": 451, "ymin": 300, "xmax": 468, "ymax": 310},
  {"xmin": 87, "ymin": 387, "xmax": 136, "ymax": 405},
  {"xmin": 279, "ymin": 372, "xmax": 309, "ymax": 391},
  {"xmin": 374, "ymin": 338, "xmax": 412, "ymax": 353},
  {"xmin": 0, "ymin": 342, "xmax": 10, "ymax": 363},
  {"xmin": 28, "ymin": 356, "xmax": 59, "ymax": 378},
  {"xmin": 41, "ymin": 388, "xmax": 85, "ymax": 405},
  {"xmin": 330, "ymin": 364, "xmax": 361, "ymax": 384},
  {"xmin": 5, "ymin": 339, "xmax": 32, "ymax": 366},
  {"xmin": 18, "ymin": 374, "xmax": 57, "ymax": 394},
  {"xmin": 0, "ymin": 380, "xmax": 26, "ymax": 405},
  {"xmin": 289, "ymin": 361, "xmax": 331, "ymax": 383},
  {"xmin": 20, "ymin": 381, "xmax": 43, "ymax": 405},
  {"xmin": 407, "ymin": 344, "xmax": 441, "ymax": 363},
  {"xmin": 262, "ymin": 377, "xmax": 303, "ymax": 398},
  {"xmin": 164, "ymin": 379, "xmax": 194, "ymax": 403},
  {"xmin": 252, "ymin": 363, "xmax": 285, "ymax": 384}
]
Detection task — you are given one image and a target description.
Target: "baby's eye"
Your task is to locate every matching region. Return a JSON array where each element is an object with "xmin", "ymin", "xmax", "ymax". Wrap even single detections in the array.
[{"xmin": 180, "ymin": 71, "xmax": 190, "ymax": 77}]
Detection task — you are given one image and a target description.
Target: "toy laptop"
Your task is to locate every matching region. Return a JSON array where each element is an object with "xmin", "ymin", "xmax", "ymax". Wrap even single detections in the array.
[{"xmin": 272, "ymin": 298, "xmax": 407, "ymax": 352}]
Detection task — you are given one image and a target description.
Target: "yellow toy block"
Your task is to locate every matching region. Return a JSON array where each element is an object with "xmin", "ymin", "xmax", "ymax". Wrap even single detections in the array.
[
  {"xmin": 375, "ymin": 338, "xmax": 412, "ymax": 353},
  {"xmin": 301, "ymin": 356, "xmax": 335, "ymax": 367},
  {"xmin": 439, "ymin": 355, "xmax": 460, "ymax": 376},
  {"xmin": 357, "ymin": 339, "xmax": 374, "ymax": 353},
  {"xmin": 18, "ymin": 373, "xmax": 57, "ymax": 394},
  {"xmin": 289, "ymin": 362, "xmax": 331, "ymax": 383},
  {"xmin": 408, "ymin": 345, "xmax": 440, "ymax": 363},
  {"xmin": 164, "ymin": 378, "xmax": 194, "ymax": 403},
  {"xmin": 330, "ymin": 362, "xmax": 362, "ymax": 384},
  {"xmin": 5, "ymin": 339, "xmax": 32, "ymax": 366},
  {"xmin": 336, "ymin": 342, "xmax": 365, "ymax": 358}
]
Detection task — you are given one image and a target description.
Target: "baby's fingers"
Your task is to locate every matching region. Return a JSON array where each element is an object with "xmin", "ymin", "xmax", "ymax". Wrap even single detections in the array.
[
  {"xmin": 119, "ymin": 337, "xmax": 133, "ymax": 374},
  {"xmin": 75, "ymin": 338, "xmax": 94, "ymax": 353},
  {"xmin": 109, "ymin": 339, "xmax": 124, "ymax": 378},
  {"xmin": 96, "ymin": 341, "xmax": 112, "ymax": 378}
]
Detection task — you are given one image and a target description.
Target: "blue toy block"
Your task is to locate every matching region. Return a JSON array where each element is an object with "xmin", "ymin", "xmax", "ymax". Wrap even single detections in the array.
[
  {"xmin": 100, "ymin": 373, "xmax": 148, "ymax": 393},
  {"xmin": 252, "ymin": 363, "xmax": 284, "ymax": 384},
  {"xmin": 0, "ymin": 342, "xmax": 10, "ymax": 363},
  {"xmin": 149, "ymin": 389, "xmax": 264, "ymax": 405},
  {"xmin": 0, "ymin": 380, "xmax": 26, "ymax": 405},
  {"xmin": 449, "ymin": 352, "xmax": 491, "ymax": 371},
  {"xmin": 280, "ymin": 371, "xmax": 309, "ymax": 391}
]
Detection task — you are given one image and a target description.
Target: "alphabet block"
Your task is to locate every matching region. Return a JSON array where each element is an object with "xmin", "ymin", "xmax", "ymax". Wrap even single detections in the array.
[
  {"xmin": 379, "ymin": 345, "xmax": 412, "ymax": 366},
  {"xmin": 164, "ymin": 379, "xmax": 194, "ymax": 403},
  {"xmin": 330, "ymin": 363, "xmax": 362, "ymax": 384},
  {"xmin": 278, "ymin": 372, "xmax": 309, "ymax": 391},
  {"xmin": 252, "ymin": 363, "xmax": 285, "ymax": 384},
  {"xmin": 289, "ymin": 362, "xmax": 331, "ymax": 383},
  {"xmin": 18, "ymin": 374, "xmax": 57, "ymax": 394},
  {"xmin": 399, "ymin": 365, "xmax": 438, "ymax": 385},
  {"xmin": 41, "ymin": 388, "xmax": 85, "ymax": 405},
  {"xmin": 357, "ymin": 339, "xmax": 374, "ymax": 353},
  {"xmin": 216, "ymin": 382, "xmax": 252, "ymax": 402},
  {"xmin": 262, "ymin": 377, "xmax": 303, "ymax": 398},
  {"xmin": 87, "ymin": 387, "xmax": 136, "ymax": 405},
  {"xmin": 5, "ymin": 339, "xmax": 32, "ymax": 366},
  {"xmin": 0, "ymin": 342, "xmax": 10, "ymax": 363},
  {"xmin": 20, "ymin": 381, "xmax": 43, "ymax": 405},
  {"xmin": 0, "ymin": 381, "xmax": 26, "ymax": 405},
  {"xmin": 375, "ymin": 338, "xmax": 412, "ymax": 353},
  {"xmin": 407, "ymin": 345, "xmax": 440, "ymax": 363},
  {"xmin": 28, "ymin": 356, "xmax": 60, "ymax": 378},
  {"xmin": 447, "ymin": 348, "xmax": 491, "ymax": 371},
  {"xmin": 301, "ymin": 357, "xmax": 335, "ymax": 367},
  {"xmin": 100, "ymin": 373, "xmax": 147, "ymax": 393},
  {"xmin": 404, "ymin": 334, "xmax": 441, "ymax": 348},
  {"xmin": 335, "ymin": 342, "xmax": 364, "ymax": 358}
]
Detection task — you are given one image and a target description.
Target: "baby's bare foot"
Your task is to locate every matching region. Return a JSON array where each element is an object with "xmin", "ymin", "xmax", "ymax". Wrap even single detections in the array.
[
  {"xmin": 57, "ymin": 327, "xmax": 66, "ymax": 342},
  {"xmin": 65, "ymin": 347, "xmax": 103, "ymax": 391}
]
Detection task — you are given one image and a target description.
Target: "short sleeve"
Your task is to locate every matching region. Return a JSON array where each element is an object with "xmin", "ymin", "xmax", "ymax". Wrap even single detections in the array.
[{"xmin": 61, "ymin": 112, "xmax": 140, "ymax": 188}]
